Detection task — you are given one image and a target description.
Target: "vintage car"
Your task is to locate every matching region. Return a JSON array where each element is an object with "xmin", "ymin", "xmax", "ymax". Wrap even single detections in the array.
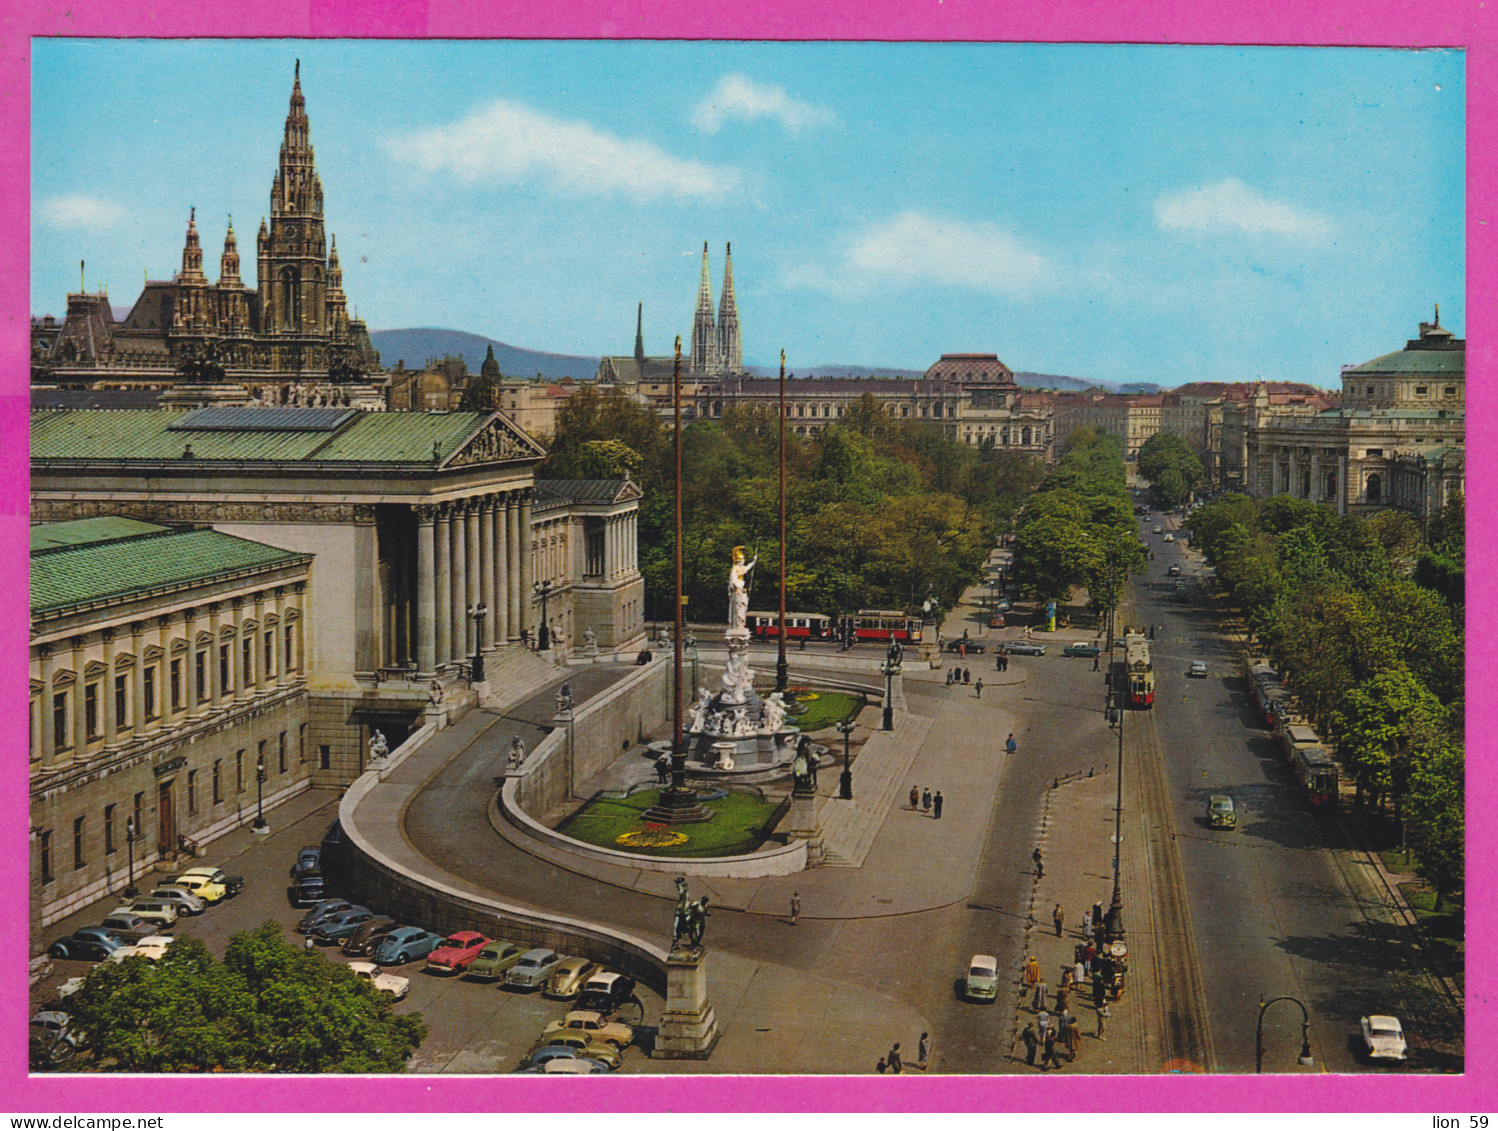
[
  {"xmin": 425, "ymin": 931, "xmax": 491, "ymax": 975},
  {"xmin": 49, "ymin": 927, "xmax": 128, "ymax": 961},
  {"xmin": 963, "ymin": 954, "xmax": 1000, "ymax": 1002},
  {"xmin": 1207, "ymin": 795, "xmax": 1237, "ymax": 828},
  {"xmin": 1360, "ymin": 1015, "xmax": 1408, "ymax": 1062},
  {"xmin": 466, "ymin": 940, "xmax": 525, "ymax": 981},
  {"xmin": 543, "ymin": 957, "xmax": 600, "ymax": 1000},
  {"xmin": 348, "ymin": 961, "xmax": 410, "ymax": 1002},
  {"xmin": 576, "ymin": 971, "xmax": 638, "ymax": 1015},
  {"xmin": 505, "ymin": 947, "xmax": 565, "ymax": 990},
  {"xmin": 1002, "ymin": 640, "xmax": 1046, "ymax": 657},
  {"xmin": 541, "ymin": 1009, "xmax": 634, "ymax": 1048},
  {"xmin": 372, "ymin": 927, "xmax": 445, "ymax": 967},
  {"xmin": 1062, "ymin": 642, "xmax": 1102, "ymax": 658}
]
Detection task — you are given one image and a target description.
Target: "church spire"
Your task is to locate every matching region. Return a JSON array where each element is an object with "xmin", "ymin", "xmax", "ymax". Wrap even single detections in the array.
[
  {"xmin": 690, "ymin": 240, "xmax": 718, "ymax": 374},
  {"xmin": 716, "ymin": 241, "xmax": 741, "ymax": 374},
  {"xmin": 218, "ymin": 216, "xmax": 242, "ymax": 287},
  {"xmin": 634, "ymin": 301, "xmax": 645, "ymax": 362},
  {"xmin": 180, "ymin": 207, "xmax": 205, "ymax": 283}
]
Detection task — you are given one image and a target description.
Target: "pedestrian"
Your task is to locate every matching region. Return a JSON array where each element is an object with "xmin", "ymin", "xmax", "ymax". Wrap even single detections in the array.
[
  {"xmin": 1032, "ymin": 846, "xmax": 1043, "ymax": 877},
  {"xmin": 918, "ymin": 1031, "xmax": 930, "ymax": 1070},
  {"xmin": 1093, "ymin": 655, "xmax": 1100, "ymax": 672},
  {"xmin": 1053, "ymin": 903, "xmax": 1065, "ymax": 937},
  {"xmin": 1040, "ymin": 1028, "xmax": 1061, "ymax": 1070},
  {"xmin": 1092, "ymin": 973, "xmax": 1106, "ymax": 1008},
  {"xmin": 959, "ymin": 643, "xmax": 966, "ymax": 659},
  {"xmin": 1092, "ymin": 901, "xmax": 1104, "ymax": 927},
  {"xmin": 1055, "ymin": 984, "xmax": 1070, "ymax": 1014},
  {"xmin": 887, "ymin": 1042, "xmax": 903, "ymax": 1074},
  {"xmin": 910, "ymin": 785, "xmax": 919, "ymax": 810},
  {"xmin": 790, "ymin": 891, "xmax": 801, "ymax": 927},
  {"xmin": 1007, "ymin": 733, "xmax": 1019, "ymax": 755},
  {"xmin": 1060, "ymin": 966, "xmax": 1074, "ymax": 991},
  {"xmin": 921, "ymin": 788, "xmax": 932, "ymax": 815},
  {"xmin": 1036, "ymin": 1008, "xmax": 1051, "ymax": 1040},
  {"xmin": 1064, "ymin": 1015, "xmax": 1082, "ymax": 1061},
  {"xmin": 1082, "ymin": 907, "xmax": 1093, "ymax": 937},
  {"xmin": 1024, "ymin": 954, "xmax": 1041, "ymax": 985},
  {"xmin": 933, "ymin": 791, "xmax": 944, "ymax": 819},
  {"xmin": 1001, "ymin": 653, "xmax": 1009, "ymax": 672},
  {"xmin": 1074, "ymin": 960, "xmax": 1085, "ymax": 988},
  {"xmin": 876, "ymin": 1056, "xmax": 888, "ymax": 1074},
  {"xmin": 945, "ymin": 669, "xmax": 953, "ymax": 687},
  {"xmin": 1033, "ymin": 976, "xmax": 1048, "ymax": 1011},
  {"xmin": 1096, "ymin": 1002, "xmax": 1110, "ymax": 1039},
  {"xmin": 655, "ymin": 754, "xmax": 670, "ymax": 785},
  {"xmin": 1085, "ymin": 939, "xmax": 1096, "ymax": 974},
  {"xmin": 1020, "ymin": 1022, "xmax": 1039, "ymax": 1066},
  {"xmin": 975, "ymin": 678, "xmax": 984, "ymax": 698},
  {"xmin": 996, "ymin": 653, "xmax": 1003, "ymax": 671}
]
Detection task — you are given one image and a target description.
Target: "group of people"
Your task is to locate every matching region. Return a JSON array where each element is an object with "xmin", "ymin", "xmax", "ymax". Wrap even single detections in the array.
[
  {"xmin": 1016, "ymin": 899, "xmax": 1125, "ymax": 1069},
  {"xmin": 875, "ymin": 1032, "xmax": 931, "ymax": 1074},
  {"xmin": 944, "ymin": 667, "xmax": 985, "ymax": 696},
  {"xmin": 908, "ymin": 784, "xmax": 944, "ymax": 819}
]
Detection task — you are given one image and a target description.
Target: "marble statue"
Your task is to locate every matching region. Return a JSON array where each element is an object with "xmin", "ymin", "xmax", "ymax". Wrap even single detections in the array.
[
  {"xmin": 555, "ymin": 684, "xmax": 574, "ymax": 714},
  {"xmin": 687, "ymin": 687, "xmax": 712, "ymax": 732},
  {"xmin": 583, "ymin": 626, "xmax": 597, "ymax": 649},
  {"xmin": 727, "ymin": 545, "xmax": 758, "ymax": 631},
  {"xmin": 761, "ymin": 692, "xmax": 787, "ymax": 734},
  {"xmin": 368, "ymin": 729, "xmax": 389, "ymax": 761},
  {"xmin": 508, "ymin": 735, "xmax": 527, "ymax": 769}
]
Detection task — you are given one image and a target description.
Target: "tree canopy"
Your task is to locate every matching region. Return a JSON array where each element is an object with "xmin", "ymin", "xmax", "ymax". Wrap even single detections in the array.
[{"xmin": 1136, "ymin": 431, "xmax": 1204, "ymax": 509}]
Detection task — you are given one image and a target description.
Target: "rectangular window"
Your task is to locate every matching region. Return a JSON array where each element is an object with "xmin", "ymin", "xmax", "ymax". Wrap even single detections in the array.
[
  {"xmin": 242, "ymin": 637, "xmax": 254, "ymax": 688},
  {"xmin": 264, "ymin": 631, "xmax": 274, "ymax": 676},
  {"xmin": 73, "ymin": 816, "xmax": 85, "ymax": 870},
  {"xmin": 278, "ymin": 731, "xmax": 287, "ymax": 774},
  {"xmin": 235, "ymin": 750, "xmax": 244, "ymax": 793},
  {"xmin": 104, "ymin": 804, "xmax": 116, "ymax": 854},
  {"xmin": 319, "ymin": 744, "xmax": 331, "ymax": 771},
  {"xmin": 213, "ymin": 759, "xmax": 222, "ymax": 803},
  {"xmin": 187, "ymin": 769, "xmax": 197, "ymax": 814},
  {"xmin": 53, "ymin": 691, "xmax": 68, "ymax": 751},
  {"xmin": 170, "ymin": 658, "xmax": 182, "ymax": 710},
  {"xmin": 285, "ymin": 625, "xmax": 295, "ymax": 671},
  {"xmin": 133, "ymin": 792, "xmax": 144, "ymax": 839},
  {"xmin": 1415, "ymin": 385, "xmax": 1428, "ymax": 395},
  {"xmin": 40, "ymin": 831, "xmax": 53, "ymax": 884},
  {"xmin": 115, "ymin": 674, "xmax": 129, "ymax": 730},
  {"xmin": 84, "ymin": 682, "xmax": 100, "ymax": 739},
  {"xmin": 1445, "ymin": 386, "xmax": 1457, "ymax": 397},
  {"xmin": 219, "ymin": 644, "xmax": 231, "ymax": 694},
  {"xmin": 195, "ymin": 651, "xmax": 207, "ymax": 702},
  {"xmin": 144, "ymin": 665, "xmax": 157, "ymax": 719}
]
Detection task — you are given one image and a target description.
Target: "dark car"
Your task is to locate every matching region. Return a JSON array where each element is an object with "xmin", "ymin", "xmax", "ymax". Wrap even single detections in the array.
[
  {"xmin": 49, "ymin": 926, "xmax": 126, "ymax": 961},
  {"xmin": 297, "ymin": 898, "xmax": 354, "ymax": 934},
  {"xmin": 944, "ymin": 639, "xmax": 987, "ymax": 654},
  {"xmin": 372, "ymin": 927, "xmax": 445, "ymax": 966},
  {"xmin": 293, "ymin": 872, "xmax": 329, "ymax": 906},
  {"xmin": 577, "ymin": 971, "xmax": 639, "ymax": 1016},
  {"xmin": 290, "ymin": 846, "xmax": 322, "ymax": 880},
  {"xmin": 97, "ymin": 912, "xmax": 157, "ymax": 942},
  {"xmin": 341, "ymin": 916, "xmax": 399, "ymax": 957},
  {"xmin": 1002, "ymin": 640, "xmax": 1046, "ymax": 656},
  {"xmin": 311, "ymin": 906, "xmax": 373, "ymax": 944},
  {"xmin": 1061, "ymin": 642, "xmax": 1102, "ymax": 658}
]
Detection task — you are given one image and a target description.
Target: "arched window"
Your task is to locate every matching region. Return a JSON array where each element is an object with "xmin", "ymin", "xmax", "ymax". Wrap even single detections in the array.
[
  {"xmin": 1021, "ymin": 426, "xmax": 1032, "ymax": 445},
  {"xmin": 278, "ymin": 266, "xmax": 302, "ymax": 329},
  {"xmin": 1366, "ymin": 472, "xmax": 1382, "ymax": 502}
]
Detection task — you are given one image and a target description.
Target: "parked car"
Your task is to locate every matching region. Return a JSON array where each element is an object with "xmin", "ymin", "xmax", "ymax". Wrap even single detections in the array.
[
  {"xmin": 466, "ymin": 940, "xmax": 525, "ymax": 981},
  {"xmin": 1167, "ymin": 564, "xmax": 1182, "ymax": 577},
  {"xmin": 109, "ymin": 935, "xmax": 176, "ymax": 964},
  {"xmin": 945, "ymin": 639, "xmax": 987, "ymax": 654},
  {"xmin": 297, "ymin": 898, "xmax": 355, "ymax": 934},
  {"xmin": 1003, "ymin": 640, "xmax": 1046, "ymax": 656},
  {"xmin": 341, "ymin": 916, "xmax": 399, "ymax": 957},
  {"xmin": 542, "ymin": 1009, "xmax": 634, "ymax": 1048},
  {"xmin": 290, "ymin": 846, "xmax": 322, "ymax": 880},
  {"xmin": 1163, "ymin": 533, "xmax": 1175, "ymax": 543},
  {"xmin": 30, "ymin": 1011, "xmax": 86, "ymax": 1066},
  {"xmin": 348, "ymin": 960, "xmax": 410, "ymax": 1002},
  {"xmin": 543, "ymin": 958, "xmax": 601, "ymax": 1001},
  {"xmin": 98, "ymin": 911, "xmax": 159, "ymax": 942},
  {"xmin": 49, "ymin": 926, "xmax": 126, "ymax": 961},
  {"xmin": 1207, "ymin": 795, "xmax": 1237, "ymax": 829},
  {"xmin": 963, "ymin": 954, "xmax": 1000, "ymax": 1002},
  {"xmin": 311, "ymin": 906, "xmax": 374, "ymax": 945},
  {"xmin": 506, "ymin": 947, "xmax": 565, "ymax": 990},
  {"xmin": 127, "ymin": 899, "xmax": 180, "ymax": 930},
  {"xmin": 293, "ymin": 872, "xmax": 329, "ymax": 906},
  {"xmin": 425, "ymin": 931, "xmax": 491, "ymax": 974},
  {"xmin": 1189, "ymin": 660, "xmax": 1208, "ymax": 678},
  {"xmin": 522, "ymin": 1032, "xmax": 621, "ymax": 1071},
  {"xmin": 1360, "ymin": 1015, "xmax": 1407, "ymax": 1062},
  {"xmin": 577, "ymin": 971, "xmax": 638, "ymax": 1015},
  {"xmin": 174, "ymin": 866, "xmax": 244, "ymax": 901},
  {"xmin": 372, "ymin": 927, "xmax": 445, "ymax": 966},
  {"xmin": 1061, "ymin": 642, "xmax": 1102, "ymax": 658},
  {"xmin": 149, "ymin": 885, "xmax": 206, "ymax": 916},
  {"xmin": 1153, "ymin": 525, "xmax": 1163, "ymax": 534}
]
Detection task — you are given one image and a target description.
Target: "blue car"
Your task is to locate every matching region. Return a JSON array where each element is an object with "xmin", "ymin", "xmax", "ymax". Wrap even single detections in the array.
[
  {"xmin": 372, "ymin": 927, "xmax": 444, "ymax": 966},
  {"xmin": 49, "ymin": 926, "xmax": 126, "ymax": 961},
  {"xmin": 310, "ymin": 906, "xmax": 372, "ymax": 944}
]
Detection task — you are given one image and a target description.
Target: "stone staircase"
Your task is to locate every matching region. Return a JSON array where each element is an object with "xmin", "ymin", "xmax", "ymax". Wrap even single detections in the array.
[
  {"xmin": 816, "ymin": 710, "xmax": 933, "ymax": 867},
  {"xmin": 477, "ymin": 646, "xmax": 567, "ymax": 711}
]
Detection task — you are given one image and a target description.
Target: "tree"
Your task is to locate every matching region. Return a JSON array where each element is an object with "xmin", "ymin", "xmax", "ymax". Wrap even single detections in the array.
[
  {"xmin": 1136, "ymin": 432, "xmax": 1203, "ymax": 507},
  {"xmin": 61, "ymin": 923, "xmax": 427, "ymax": 1072},
  {"xmin": 458, "ymin": 372, "xmax": 497, "ymax": 412},
  {"xmin": 1331, "ymin": 666, "xmax": 1448, "ymax": 812},
  {"xmin": 1404, "ymin": 739, "xmax": 1464, "ymax": 909}
]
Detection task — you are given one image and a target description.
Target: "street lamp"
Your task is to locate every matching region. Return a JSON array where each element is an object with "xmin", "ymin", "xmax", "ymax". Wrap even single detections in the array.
[
  {"xmin": 534, "ymin": 581, "xmax": 552, "ymax": 650},
  {"xmin": 1256, "ymin": 995, "xmax": 1315, "ymax": 1072},
  {"xmin": 835, "ymin": 717, "xmax": 855, "ymax": 800},
  {"xmin": 1105, "ymin": 687, "xmax": 1125, "ymax": 942},
  {"xmin": 124, "ymin": 817, "xmax": 139, "ymax": 897},
  {"xmin": 880, "ymin": 643, "xmax": 902, "ymax": 732},
  {"xmin": 467, "ymin": 602, "xmax": 487, "ymax": 681},
  {"xmin": 253, "ymin": 752, "xmax": 268, "ymax": 832}
]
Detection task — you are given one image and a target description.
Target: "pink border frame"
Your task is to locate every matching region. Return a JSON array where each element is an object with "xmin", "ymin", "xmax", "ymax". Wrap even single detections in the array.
[{"xmin": 2, "ymin": 0, "xmax": 1488, "ymax": 1112}]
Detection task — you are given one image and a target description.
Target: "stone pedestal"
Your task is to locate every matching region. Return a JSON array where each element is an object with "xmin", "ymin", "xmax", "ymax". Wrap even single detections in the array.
[
  {"xmin": 653, "ymin": 948, "xmax": 720, "ymax": 1059},
  {"xmin": 890, "ymin": 670, "xmax": 908, "ymax": 715},
  {"xmin": 917, "ymin": 623, "xmax": 942, "ymax": 666},
  {"xmin": 784, "ymin": 787, "xmax": 825, "ymax": 866}
]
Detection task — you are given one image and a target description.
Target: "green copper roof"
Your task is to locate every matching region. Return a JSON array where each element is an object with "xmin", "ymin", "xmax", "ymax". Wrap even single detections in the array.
[
  {"xmin": 32, "ymin": 526, "xmax": 309, "ymax": 614},
  {"xmin": 30, "ymin": 517, "xmax": 167, "ymax": 551},
  {"xmin": 30, "ymin": 408, "xmax": 501, "ymax": 465},
  {"xmin": 1344, "ymin": 347, "xmax": 1464, "ymax": 377}
]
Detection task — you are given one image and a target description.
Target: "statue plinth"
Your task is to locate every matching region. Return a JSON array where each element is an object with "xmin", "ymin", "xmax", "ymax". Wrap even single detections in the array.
[
  {"xmin": 653, "ymin": 948, "xmax": 720, "ymax": 1059},
  {"xmin": 643, "ymin": 786, "xmax": 714, "ymax": 825},
  {"xmin": 784, "ymin": 788, "xmax": 824, "ymax": 866}
]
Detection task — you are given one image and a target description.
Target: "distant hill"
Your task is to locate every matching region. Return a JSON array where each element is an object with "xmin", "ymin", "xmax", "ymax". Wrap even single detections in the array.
[{"xmin": 370, "ymin": 328, "xmax": 600, "ymax": 381}]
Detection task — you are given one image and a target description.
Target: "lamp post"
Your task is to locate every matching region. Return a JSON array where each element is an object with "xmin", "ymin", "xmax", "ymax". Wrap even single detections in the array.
[
  {"xmin": 534, "ymin": 581, "xmax": 552, "ymax": 650},
  {"xmin": 467, "ymin": 602, "xmax": 487, "ymax": 682},
  {"xmin": 124, "ymin": 817, "xmax": 139, "ymax": 898},
  {"xmin": 880, "ymin": 645, "xmax": 901, "ymax": 731},
  {"xmin": 1256, "ymin": 996, "xmax": 1315, "ymax": 1072},
  {"xmin": 1104, "ymin": 686, "xmax": 1125, "ymax": 942},
  {"xmin": 253, "ymin": 752, "xmax": 268, "ymax": 831},
  {"xmin": 776, "ymin": 348, "xmax": 789, "ymax": 694},
  {"xmin": 836, "ymin": 717, "xmax": 855, "ymax": 800}
]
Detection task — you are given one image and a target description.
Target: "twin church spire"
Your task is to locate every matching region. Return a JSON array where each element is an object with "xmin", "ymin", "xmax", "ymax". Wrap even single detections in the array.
[{"xmin": 687, "ymin": 241, "xmax": 742, "ymax": 375}]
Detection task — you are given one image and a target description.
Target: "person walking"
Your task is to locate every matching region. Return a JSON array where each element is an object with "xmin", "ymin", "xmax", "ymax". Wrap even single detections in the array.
[
  {"xmin": 1092, "ymin": 972, "xmax": 1106, "ymax": 1009},
  {"xmin": 1074, "ymin": 959, "xmax": 1086, "ymax": 988},
  {"xmin": 1036, "ymin": 1008, "xmax": 1051, "ymax": 1041},
  {"xmin": 933, "ymin": 791, "xmax": 944, "ymax": 819},
  {"xmin": 1020, "ymin": 1022, "xmax": 1039, "ymax": 1066},
  {"xmin": 1093, "ymin": 654, "xmax": 1100, "ymax": 672},
  {"xmin": 1053, "ymin": 903, "xmax": 1065, "ymax": 937},
  {"xmin": 887, "ymin": 1042, "xmax": 903, "ymax": 1074},
  {"xmin": 790, "ymin": 891, "xmax": 801, "ymax": 927},
  {"xmin": 876, "ymin": 1056, "xmax": 888, "ymax": 1074},
  {"xmin": 1096, "ymin": 1002, "xmax": 1110, "ymax": 1040},
  {"xmin": 1032, "ymin": 976, "xmax": 1048, "ymax": 1011},
  {"xmin": 910, "ymin": 785, "xmax": 920, "ymax": 810},
  {"xmin": 1032, "ymin": 846, "xmax": 1043, "ymax": 877},
  {"xmin": 921, "ymin": 788, "xmax": 932, "ymax": 816},
  {"xmin": 1040, "ymin": 1027, "xmax": 1061, "ymax": 1071},
  {"xmin": 1082, "ymin": 907, "xmax": 1093, "ymax": 937},
  {"xmin": 1007, "ymin": 733, "xmax": 1018, "ymax": 756},
  {"xmin": 1024, "ymin": 954, "xmax": 1041, "ymax": 986},
  {"xmin": 1055, "ymin": 984, "xmax": 1070, "ymax": 1014},
  {"xmin": 975, "ymin": 678, "xmax": 984, "ymax": 698},
  {"xmin": 917, "ymin": 1031, "xmax": 930, "ymax": 1070},
  {"xmin": 1064, "ymin": 1014, "xmax": 1082, "ymax": 1061}
]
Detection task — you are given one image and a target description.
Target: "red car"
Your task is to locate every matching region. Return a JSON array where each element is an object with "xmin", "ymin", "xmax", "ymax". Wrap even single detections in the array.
[{"xmin": 425, "ymin": 930, "xmax": 491, "ymax": 974}]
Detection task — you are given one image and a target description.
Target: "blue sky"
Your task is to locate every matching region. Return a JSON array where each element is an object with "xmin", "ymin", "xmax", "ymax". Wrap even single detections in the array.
[{"xmin": 32, "ymin": 39, "xmax": 1465, "ymax": 385}]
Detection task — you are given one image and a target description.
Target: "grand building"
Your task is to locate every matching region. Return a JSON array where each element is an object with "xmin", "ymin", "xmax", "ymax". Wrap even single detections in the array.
[{"xmin": 30, "ymin": 64, "xmax": 382, "ymax": 403}]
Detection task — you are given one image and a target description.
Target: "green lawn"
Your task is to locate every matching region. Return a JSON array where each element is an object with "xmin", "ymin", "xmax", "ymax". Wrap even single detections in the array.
[
  {"xmin": 784, "ymin": 689, "xmax": 864, "ymax": 732},
  {"xmin": 559, "ymin": 788, "xmax": 784, "ymax": 858}
]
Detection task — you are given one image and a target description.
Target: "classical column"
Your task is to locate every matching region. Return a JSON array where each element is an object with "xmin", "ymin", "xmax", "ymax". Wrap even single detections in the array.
[
  {"xmin": 207, "ymin": 602, "xmax": 223, "ymax": 708},
  {"xmin": 72, "ymin": 636, "xmax": 87, "ymax": 757},
  {"xmin": 38, "ymin": 643, "xmax": 55, "ymax": 767},
  {"xmin": 435, "ymin": 504, "xmax": 452, "ymax": 664},
  {"xmin": 506, "ymin": 494, "xmax": 522, "ymax": 642},
  {"xmin": 479, "ymin": 496, "xmax": 496, "ymax": 649},
  {"xmin": 492, "ymin": 496, "xmax": 509, "ymax": 644},
  {"xmin": 185, "ymin": 607, "xmax": 202, "ymax": 715},
  {"xmin": 1309, "ymin": 451, "xmax": 1320, "ymax": 502},
  {"xmin": 158, "ymin": 614, "xmax": 176, "ymax": 725},
  {"xmin": 270, "ymin": 592, "xmax": 287, "ymax": 689},
  {"xmin": 519, "ymin": 490, "xmax": 535, "ymax": 640},
  {"xmin": 451, "ymin": 500, "xmax": 470, "ymax": 660},
  {"xmin": 102, "ymin": 628, "xmax": 118, "ymax": 747},
  {"xmin": 131, "ymin": 622, "xmax": 147, "ymax": 736},
  {"xmin": 291, "ymin": 583, "xmax": 307, "ymax": 674},
  {"xmin": 1338, "ymin": 456, "xmax": 1348, "ymax": 516},
  {"xmin": 465, "ymin": 499, "xmax": 481, "ymax": 655},
  {"xmin": 233, "ymin": 597, "xmax": 252, "ymax": 701},
  {"xmin": 416, "ymin": 504, "xmax": 438, "ymax": 676}
]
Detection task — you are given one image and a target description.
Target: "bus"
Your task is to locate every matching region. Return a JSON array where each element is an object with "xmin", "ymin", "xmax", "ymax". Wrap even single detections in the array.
[
  {"xmin": 1122, "ymin": 628, "xmax": 1154, "ymax": 708},
  {"xmin": 746, "ymin": 612, "xmax": 834, "ymax": 641},
  {"xmin": 841, "ymin": 610, "xmax": 924, "ymax": 644}
]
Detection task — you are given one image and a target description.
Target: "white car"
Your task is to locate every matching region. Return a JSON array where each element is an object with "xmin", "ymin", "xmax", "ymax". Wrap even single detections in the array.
[
  {"xmin": 109, "ymin": 935, "xmax": 175, "ymax": 963},
  {"xmin": 1153, "ymin": 525, "xmax": 1163, "ymax": 534},
  {"xmin": 149, "ymin": 885, "xmax": 206, "ymax": 916},
  {"xmin": 1360, "ymin": 1015, "xmax": 1407, "ymax": 1062},
  {"xmin": 1163, "ymin": 533, "xmax": 1175, "ymax": 542},
  {"xmin": 964, "ymin": 954, "xmax": 1000, "ymax": 1002},
  {"xmin": 349, "ymin": 960, "xmax": 409, "ymax": 1001},
  {"xmin": 1188, "ymin": 661, "xmax": 1208, "ymax": 678}
]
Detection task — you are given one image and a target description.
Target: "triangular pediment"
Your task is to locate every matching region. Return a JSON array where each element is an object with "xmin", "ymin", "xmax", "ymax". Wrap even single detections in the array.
[{"xmin": 443, "ymin": 413, "xmax": 547, "ymax": 468}]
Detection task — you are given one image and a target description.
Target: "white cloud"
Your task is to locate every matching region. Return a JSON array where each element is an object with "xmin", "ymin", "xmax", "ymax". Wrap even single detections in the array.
[
  {"xmin": 385, "ymin": 99, "xmax": 739, "ymax": 202},
  {"xmin": 790, "ymin": 211, "xmax": 1050, "ymax": 297},
  {"xmin": 38, "ymin": 194, "xmax": 126, "ymax": 230},
  {"xmin": 692, "ymin": 75, "xmax": 835, "ymax": 135},
  {"xmin": 1155, "ymin": 178, "xmax": 1332, "ymax": 239}
]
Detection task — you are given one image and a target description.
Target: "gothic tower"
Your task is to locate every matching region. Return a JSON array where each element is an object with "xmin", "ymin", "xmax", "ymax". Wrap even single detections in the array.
[
  {"xmin": 634, "ymin": 302, "xmax": 646, "ymax": 363},
  {"xmin": 690, "ymin": 241, "xmax": 718, "ymax": 374},
  {"xmin": 715, "ymin": 242, "xmax": 741, "ymax": 374},
  {"xmin": 216, "ymin": 217, "xmax": 251, "ymax": 334},
  {"xmin": 173, "ymin": 208, "xmax": 211, "ymax": 332},
  {"xmin": 261, "ymin": 60, "xmax": 329, "ymax": 344},
  {"xmin": 324, "ymin": 236, "xmax": 350, "ymax": 340}
]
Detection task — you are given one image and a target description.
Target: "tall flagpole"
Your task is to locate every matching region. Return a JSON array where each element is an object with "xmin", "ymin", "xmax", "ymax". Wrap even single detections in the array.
[{"xmin": 776, "ymin": 348, "xmax": 789, "ymax": 693}]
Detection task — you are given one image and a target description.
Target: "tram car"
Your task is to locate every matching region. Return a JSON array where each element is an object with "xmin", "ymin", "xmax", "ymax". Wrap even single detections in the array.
[
  {"xmin": 1122, "ymin": 628, "xmax": 1154, "ymax": 708},
  {"xmin": 840, "ymin": 610, "xmax": 925, "ymax": 644},
  {"xmin": 1278, "ymin": 723, "xmax": 1339, "ymax": 808},
  {"xmin": 745, "ymin": 612, "xmax": 834, "ymax": 641}
]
